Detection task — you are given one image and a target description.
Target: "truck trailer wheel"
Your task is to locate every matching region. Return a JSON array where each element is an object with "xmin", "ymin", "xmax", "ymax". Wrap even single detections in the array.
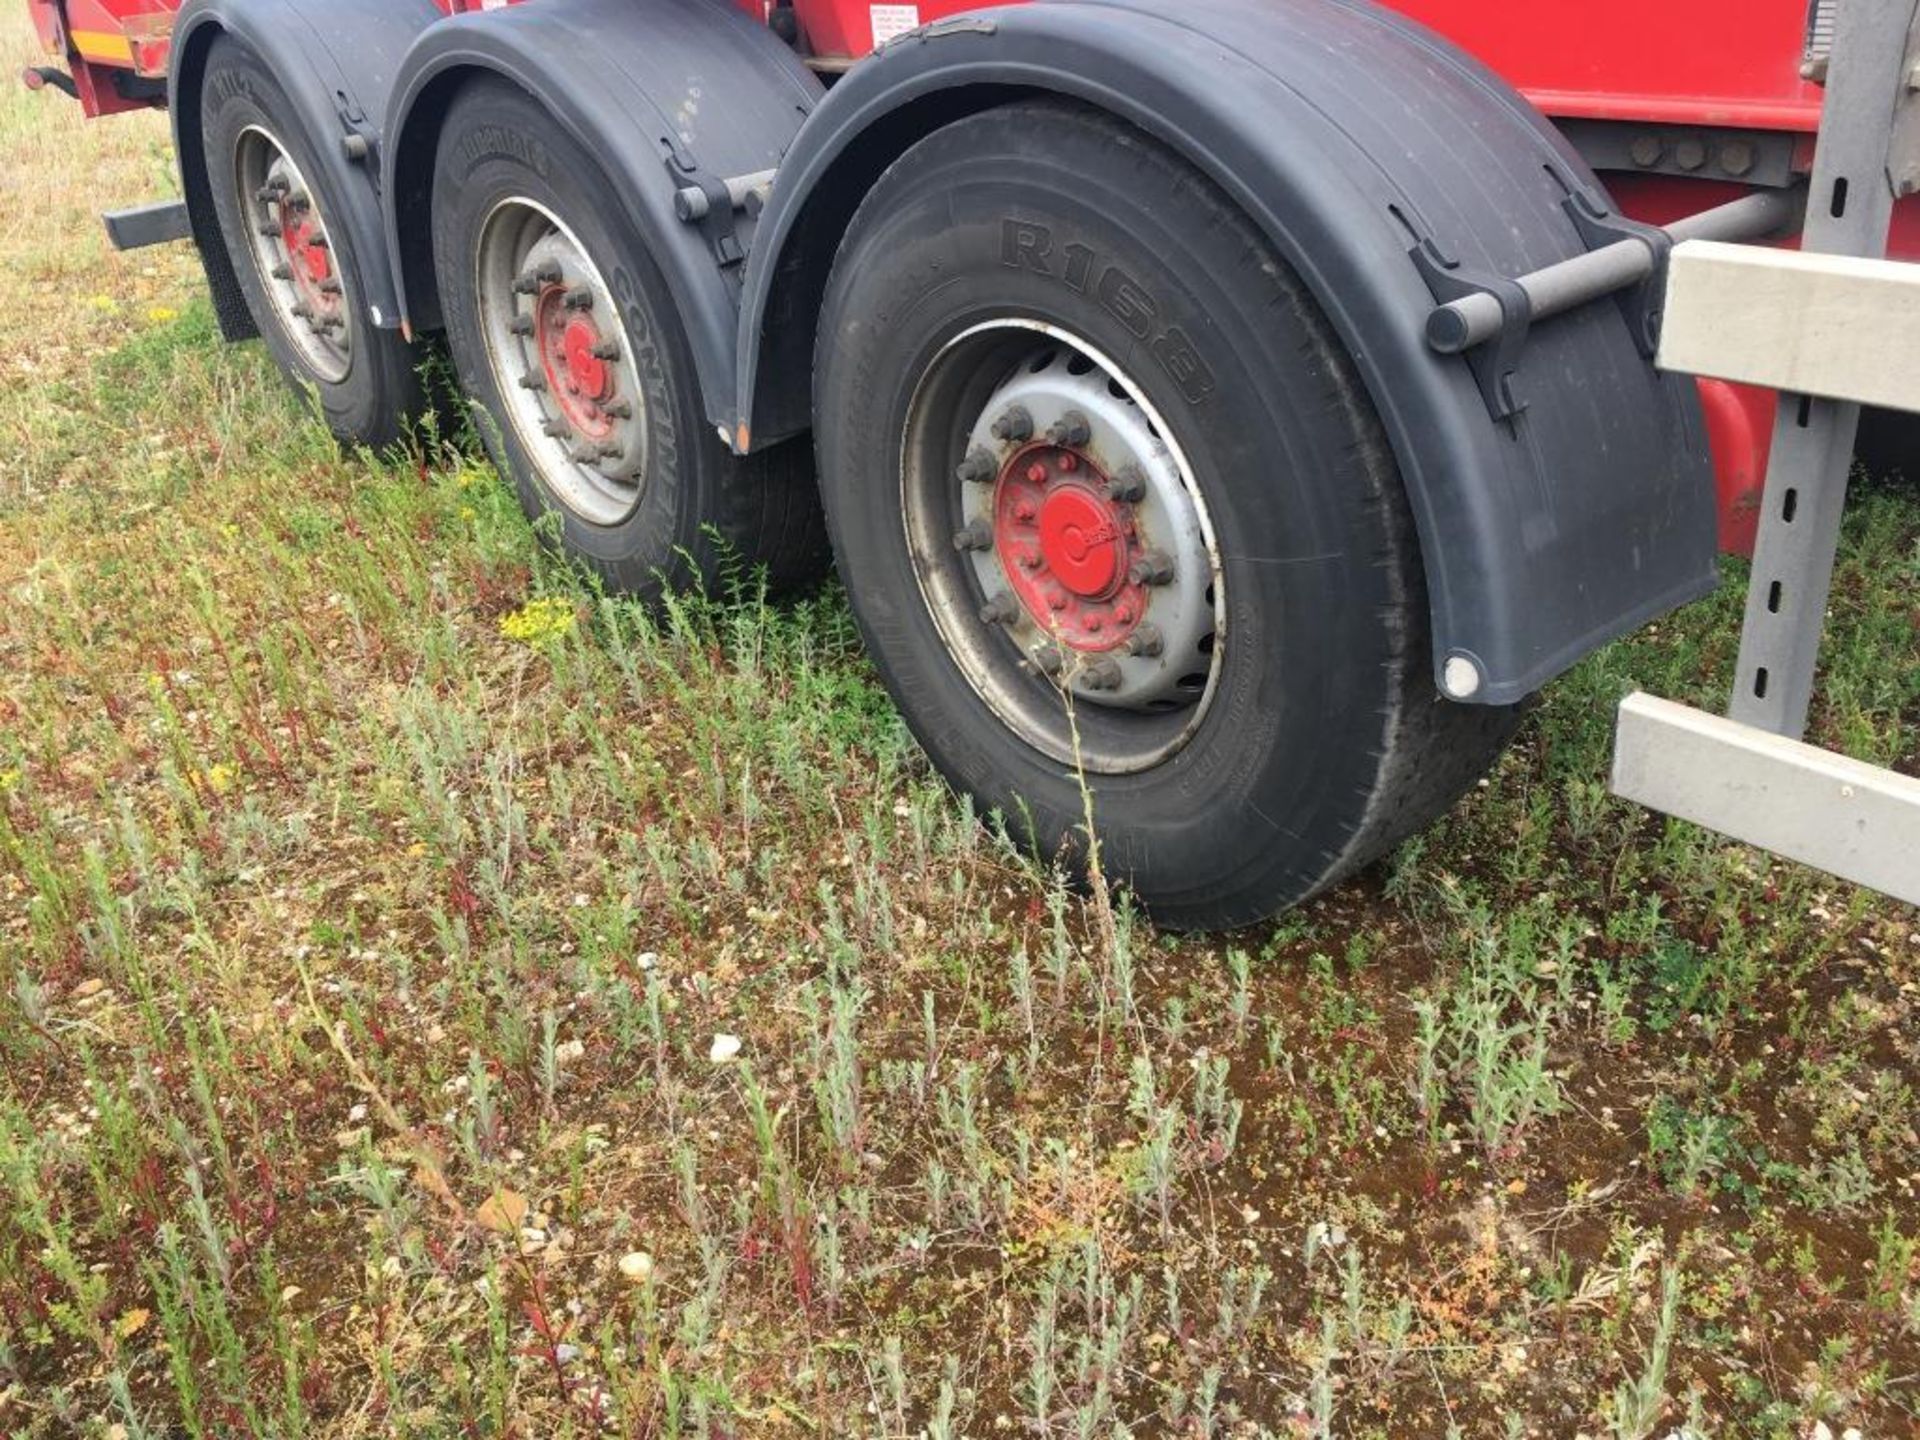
[
  {"xmin": 198, "ymin": 36, "xmax": 424, "ymax": 451},
  {"xmin": 814, "ymin": 102, "xmax": 1523, "ymax": 929},
  {"xmin": 429, "ymin": 80, "xmax": 826, "ymax": 600}
]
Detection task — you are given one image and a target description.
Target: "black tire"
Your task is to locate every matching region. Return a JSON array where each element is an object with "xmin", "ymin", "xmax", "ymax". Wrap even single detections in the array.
[
  {"xmin": 199, "ymin": 35, "xmax": 425, "ymax": 451},
  {"xmin": 813, "ymin": 101, "xmax": 1523, "ymax": 929},
  {"xmin": 429, "ymin": 79, "xmax": 828, "ymax": 600}
]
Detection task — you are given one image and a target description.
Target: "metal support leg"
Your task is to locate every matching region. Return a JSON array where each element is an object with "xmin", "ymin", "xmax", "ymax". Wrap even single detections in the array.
[{"xmin": 1728, "ymin": 0, "xmax": 1917, "ymax": 738}]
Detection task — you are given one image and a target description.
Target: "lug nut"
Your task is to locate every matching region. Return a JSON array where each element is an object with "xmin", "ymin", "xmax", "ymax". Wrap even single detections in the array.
[
  {"xmin": 1123, "ymin": 624, "xmax": 1164, "ymax": 658},
  {"xmin": 590, "ymin": 340, "xmax": 621, "ymax": 362},
  {"xmin": 289, "ymin": 301, "xmax": 313, "ymax": 320},
  {"xmin": 1080, "ymin": 658, "xmax": 1124, "ymax": 691},
  {"xmin": 319, "ymin": 278, "xmax": 343, "ymax": 296},
  {"xmin": 270, "ymin": 263, "xmax": 293, "ymax": 281},
  {"xmin": 955, "ymin": 447, "xmax": 997, "ymax": 485},
  {"xmin": 308, "ymin": 235, "xmax": 329, "ymax": 252},
  {"xmin": 257, "ymin": 223, "xmax": 281, "ymax": 238},
  {"xmin": 953, "ymin": 519, "xmax": 995, "ymax": 552},
  {"xmin": 990, "ymin": 405, "xmax": 1034, "ymax": 444},
  {"xmin": 979, "ymin": 593, "xmax": 1022, "ymax": 626},
  {"xmin": 562, "ymin": 286, "xmax": 595, "ymax": 310},
  {"xmin": 1031, "ymin": 645, "xmax": 1064, "ymax": 677},
  {"xmin": 1046, "ymin": 410, "xmax": 1091, "ymax": 447},
  {"xmin": 287, "ymin": 191, "xmax": 311, "ymax": 213},
  {"xmin": 603, "ymin": 400, "xmax": 634, "ymax": 419},
  {"xmin": 542, "ymin": 419, "xmax": 570, "ymax": 438},
  {"xmin": 1128, "ymin": 550, "xmax": 1175, "ymax": 586},
  {"xmin": 509, "ymin": 314, "xmax": 535, "ymax": 337},
  {"xmin": 518, "ymin": 373, "xmax": 547, "ymax": 391},
  {"xmin": 569, "ymin": 444, "xmax": 600, "ymax": 464},
  {"xmin": 1025, "ymin": 463, "xmax": 1050, "ymax": 485},
  {"xmin": 512, "ymin": 260, "xmax": 563, "ymax": 295},
  {"xmin": 1108, "ymin": 465, "xmax": 1147, "ymax": 503},
  {"xmin": 596, "ymin": 442, "xmax": 626, "ymax": 461}
]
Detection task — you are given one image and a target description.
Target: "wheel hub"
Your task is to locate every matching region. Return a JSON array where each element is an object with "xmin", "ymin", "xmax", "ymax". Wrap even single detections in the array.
[
  {"xmin": 235, "ymin": 127, "xmax": 351, "ymax": 384},
  {"xmin": 994, "ymin": 443, "xmax": 1147, "ymax": 650},
  {"xmin": 475, "ymin": 205, "xmax": 651, "ymax": 527},
  {"xmin": 536, "ymin": 287, "xmax": 616, "ymax": 439},
  {"xmin": 950, "ymin": 341, "xmax": 1219, "ymax": 714},
  {"xmin": 278, "ymin": 202, "xmax": 341, "ymax": 322}
]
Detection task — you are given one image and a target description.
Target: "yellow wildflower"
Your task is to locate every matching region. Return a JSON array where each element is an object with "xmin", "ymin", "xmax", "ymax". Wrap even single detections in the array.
[
  {"xmin": 204, "ymin": 763, "xmax": 234, "ymax": 794},
  {"xmin": 499, "ymin": 596, "xmax": 577, "ymax": 645},
  {"xmin": 220, "ymin": 522, "xmax": 241, "ymax": 539},
  {"xmin": 459, "ymin": 506, "xmax": 477, "ymax": 522},
  {"xmin": 87, "ymin": 294, "xmax": 116, "ymax": 313},
  {"xmin": 0, "ymin": 768, "xmax": 20, "ymax": 794},
  {"xmin": 146, "ymin": 305, "xmax": 179, "ymax": 324}
]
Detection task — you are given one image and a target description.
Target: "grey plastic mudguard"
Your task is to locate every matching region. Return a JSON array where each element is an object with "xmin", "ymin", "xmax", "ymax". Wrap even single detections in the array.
[
  {"xmin": 735, "ymin": 0, "xmax": 1719, "ymax": 706},
  {"xmin": 170, "ymin": 0, "xmax": 441, "ymax": 341},
  {"xmin": 380, "ymin": 0, "xmax": 823, "ymax": 431}
]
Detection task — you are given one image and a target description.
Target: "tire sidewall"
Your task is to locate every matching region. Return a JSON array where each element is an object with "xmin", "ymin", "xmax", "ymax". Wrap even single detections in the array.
[
  {"xmin": 431, "ymin": 84, "xmax": 709, "ymax": 596},
  {"xmin": 816, "ymin": 106, "xmax": 1406, "ymax": 913},
  {"xmin": 200, "ymin": 38, "xmax": 413, "ymax": 447}
]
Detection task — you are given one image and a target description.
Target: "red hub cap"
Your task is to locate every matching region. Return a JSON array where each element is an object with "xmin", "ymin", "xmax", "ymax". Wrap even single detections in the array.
[
  {"xmin": 536, "ymin": 286, "xmax": 615, "ymax": 439},
  {"xmin": 994, "ymin": 443, "xmax": 1148, "ymax": 651},
  {"xmin": 279, "ymin": 207, "xmax": 340, "ymax": 318}
]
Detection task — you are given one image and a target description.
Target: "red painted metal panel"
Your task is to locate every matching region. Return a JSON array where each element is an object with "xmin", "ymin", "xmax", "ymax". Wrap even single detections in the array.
[
  {"xmin": 1387, "ymin": 0, "xmax": 1825, "ymax": 132},
  {"xmin": 31, "ymin": 0, "xmax": 1831, "ymax": 135},
  {"xmin": 791, "ymin": 0, "xmax": 1824, "ymax": 134}
]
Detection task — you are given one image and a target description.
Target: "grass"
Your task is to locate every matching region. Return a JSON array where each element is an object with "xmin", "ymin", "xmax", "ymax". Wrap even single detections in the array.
[{"xmin": 3, "ymin": 12, "xmax": 1919, "ymax": 1438}]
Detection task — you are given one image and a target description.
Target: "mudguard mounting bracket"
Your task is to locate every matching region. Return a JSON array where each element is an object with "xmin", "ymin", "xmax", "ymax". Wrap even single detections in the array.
[{"xmin": 1409, "ymin": 237, "xmax": 1533, "ymax": 424}]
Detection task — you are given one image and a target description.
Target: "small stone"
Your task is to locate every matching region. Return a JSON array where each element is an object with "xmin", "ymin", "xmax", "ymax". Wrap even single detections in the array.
[
  {"xmin": 709, "ymin": 1033, "xmax": 742, "ymax": 1064},
  {"xmin": 619, "ymin": 1251, "xmax": 655, "ymax": 1283},
  {"xmin": 72, "ymin": 977, "xmax": 106, "ymax": 999}
]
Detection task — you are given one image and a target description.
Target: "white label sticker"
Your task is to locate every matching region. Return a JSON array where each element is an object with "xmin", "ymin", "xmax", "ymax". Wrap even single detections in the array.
[{"xmin": 870, "ymin": 4, "xmax": 921, "ymax": 45}]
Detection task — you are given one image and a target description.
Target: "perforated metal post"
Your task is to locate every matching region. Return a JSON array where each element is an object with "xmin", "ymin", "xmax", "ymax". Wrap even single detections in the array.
[{"xmin": 1728, "ymin": 0, "xmax": 1918, "ymax": 737}]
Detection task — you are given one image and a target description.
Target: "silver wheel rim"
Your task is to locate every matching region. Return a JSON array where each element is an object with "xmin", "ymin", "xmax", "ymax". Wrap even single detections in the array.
[
  {"xmin": 234, "ymin": 126, "xmax": 351, "ymax": 383},
  {"xmin": 474, "ymin": 198, "xmax": 649, "ymax": 528},
  {"xmin": 901, "ymin": 320, "xmax": 1226, "ymax": 776}
]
